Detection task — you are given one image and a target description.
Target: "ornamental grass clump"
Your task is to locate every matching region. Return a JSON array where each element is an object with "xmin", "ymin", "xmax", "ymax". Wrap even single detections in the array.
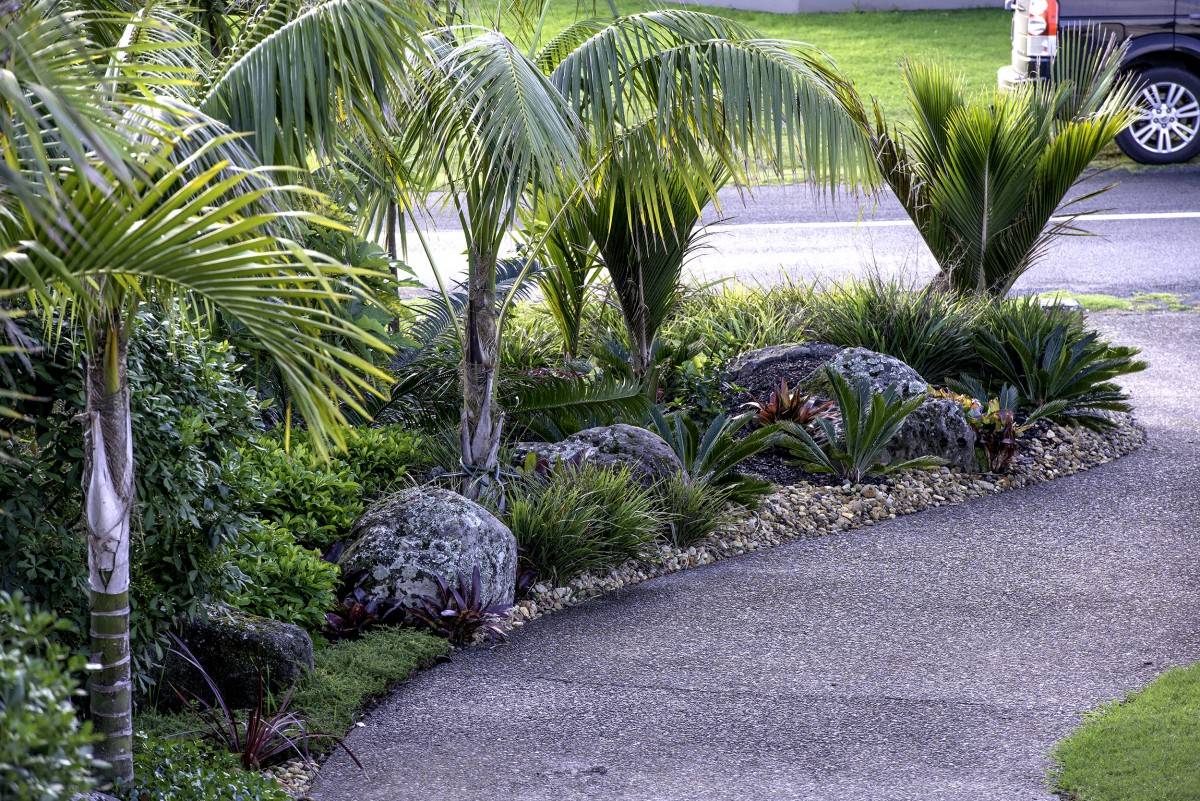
[
  {"xmin": 802, "ymin": 277, "xmax": 985, "ymax": 384},
  {"xmin": 784, "ymin": 368, "xmax": 945, "ymax": 483},
  {"xmin": 505, "ymin": 464, "xmax": 659, "ymax": 584}
]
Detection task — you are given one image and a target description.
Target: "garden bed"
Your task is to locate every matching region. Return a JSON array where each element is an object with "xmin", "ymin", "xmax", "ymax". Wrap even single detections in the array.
[{"xmin": 274, "ymin": 414, "xmax": 1144, "ymax": 798}]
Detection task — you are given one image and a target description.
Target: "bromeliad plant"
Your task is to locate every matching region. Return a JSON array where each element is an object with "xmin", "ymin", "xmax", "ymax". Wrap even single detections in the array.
[
  {"xmin": 167, "ymin": 637, "xmax": 361, "ymax": 771},
  {"xmin": 406, "ymin": 567, "xmax": 512, "ymax": 646},
  {"xmin": 744, "ymin": 378, "xmax": 835, "ymax": 429},
  {"xmin": 784, "ymin": 368, "xmax": 945, "ymax": 483}
]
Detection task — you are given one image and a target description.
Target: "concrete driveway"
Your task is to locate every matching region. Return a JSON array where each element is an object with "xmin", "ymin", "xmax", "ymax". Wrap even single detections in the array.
[{"xmin": 311, "ymin": 312, "xmax": 1200, "ymax": 801}]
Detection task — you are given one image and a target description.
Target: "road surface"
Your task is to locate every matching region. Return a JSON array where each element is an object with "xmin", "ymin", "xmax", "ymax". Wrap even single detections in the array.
[{"xmin": 406, "ymin": 166, "xmax": 1200, "ymax": 297}]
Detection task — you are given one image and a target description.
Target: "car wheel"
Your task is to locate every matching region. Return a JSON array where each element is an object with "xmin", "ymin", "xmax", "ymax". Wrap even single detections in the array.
[{"xmin": 1116, "ymin": 66, "xmax": 1200, "ymax": 165}]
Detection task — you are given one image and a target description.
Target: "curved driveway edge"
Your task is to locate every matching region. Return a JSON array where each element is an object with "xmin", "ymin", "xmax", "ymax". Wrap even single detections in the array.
[{"xmin": 313, "ymin": 312, "xmax": 1200, "ymax": 801}]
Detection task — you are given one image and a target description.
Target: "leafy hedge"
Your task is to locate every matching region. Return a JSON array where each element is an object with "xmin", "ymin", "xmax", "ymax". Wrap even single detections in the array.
[{"xmin": 0, "ymin": 592, "xmax": 97, "ymax": 800}]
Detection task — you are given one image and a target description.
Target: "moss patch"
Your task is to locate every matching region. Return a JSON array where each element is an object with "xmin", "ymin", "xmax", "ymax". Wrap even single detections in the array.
[
  {"xmin": 292, "ymin": 628, "xmax": 450, "ymax": 740},
  {"xmin": 1052, "ymin": 663, "xmax": 1200, "ymax": 801}
]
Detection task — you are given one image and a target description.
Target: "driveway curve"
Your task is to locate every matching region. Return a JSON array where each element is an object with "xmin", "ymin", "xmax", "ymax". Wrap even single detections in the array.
[{"xmin": 313, "ymin": 312, "xmax": 1200, "ymax": 801}]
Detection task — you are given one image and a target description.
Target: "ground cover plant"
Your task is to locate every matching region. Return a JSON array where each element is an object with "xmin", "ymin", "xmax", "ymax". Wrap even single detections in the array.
[{"xmin": 1052, "ymin": 663, "xmax": 1200, "ymax": 801}]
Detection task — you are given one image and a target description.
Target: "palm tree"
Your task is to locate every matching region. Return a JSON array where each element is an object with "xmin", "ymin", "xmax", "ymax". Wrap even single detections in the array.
[
  {"xmin": 855, "ymin": 30, "xmax": 1137, "ymax": 296},
  {"xmin": 395, "ymin": 28, "xmax": 587, "ymax": 500},
  {"xmin": 537, "ymin": 11, "xmax": 871, "ymax": 384},
  {"xmin": 4, "ymin": 136, "xmax": 392, "ymax": 788},
  {"xmin": 1, "ymin": 1, "xmax": 405, "ymax": 783},
  {"xmin": 397, "ymin": 10, "xmax": 871, "ymax": 496}
]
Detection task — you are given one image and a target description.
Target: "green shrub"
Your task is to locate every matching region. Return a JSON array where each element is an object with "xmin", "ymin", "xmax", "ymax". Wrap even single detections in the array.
[
  {"xmin": 656, "ymin": 475, "xmax": 731, "ymax": 548},
  {"xmin": 505, "ymin": 465, "xmax": 659, "ymax": 584},
  {"xmin": 0, "ymin": 312, "xmax": 263, "ymax": 687},
  {"xmin": 958, "ymin": 298, "xmax": 1146, "ymax": 428},
  {"xmin": 238, "ymin": 425, "xmax": 424, "ymax": 550},
  {"xmin": 0, "ymin": 592, "xmax": 97, "ymax": 801},
  {"xmin": 292, "ymin": 628, "xmax": 450, "ymax": 742},
  {"xmin": 784, "ymin": 368, "xmax": 945, "ymax": 483},
  {"xmin": 120, "ymin": 734, "xmax": 288, "ymax": 801},
  {"xmin": 224, "ymin": 525, "xmax": 339, "ymax": 630},
  {"xmin": 802, "ymin": 278, "xmax": 984, "ymax": 384}
]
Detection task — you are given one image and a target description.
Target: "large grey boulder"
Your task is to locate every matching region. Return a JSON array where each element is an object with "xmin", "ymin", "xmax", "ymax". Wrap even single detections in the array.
[
  {"xmin": 826, "ymin": 348, "xmax": 977, "ymax": 472},
  {"xmin": 726, "ymin": 343, "xmax": 842, "ymax": 396},
  {"xmin": 339, "ymin": 487, "xmax": 516, "ymax": 608},
  {"xmin": 512, "ymin": 424, "xmax": 683, "ymax": 485},
  {"xmin": 162, "ymin": 605, "xmax": 313, "ymax": 708},
  {"xmin": 826, "ymin": 348, "xmax": 928, "ymax": 399}
]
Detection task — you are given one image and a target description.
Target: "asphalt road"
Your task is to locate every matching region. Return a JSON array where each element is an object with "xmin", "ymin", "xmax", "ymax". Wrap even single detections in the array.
[
  {"xmin": 312, "ymin": 312, "xmax": 1200, "ymax": 801},
  {"xmin": 408, "ymin": 166, "xmax": 1200, "ymax": 297}
]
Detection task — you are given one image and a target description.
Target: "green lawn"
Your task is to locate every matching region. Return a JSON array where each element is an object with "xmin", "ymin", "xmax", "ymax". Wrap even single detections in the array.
[
  {"xmin": 522, "ymin": 3, "xmax": 1195, "ymax": 170},
  {"xmin": 1052, "ymin": 663, "xmax": 1200, "ymax": 801},
  {"xmin": 527, "ymin": 3, "xmax": 1011, "ymax": 122}
]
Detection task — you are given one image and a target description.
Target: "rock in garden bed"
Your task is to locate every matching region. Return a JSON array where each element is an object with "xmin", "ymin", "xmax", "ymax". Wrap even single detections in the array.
[
  {"xmin": 338, "ymin": 487, "xmax": 517, "ymax": 608},
  {"xmin": 511, "ymin": 423, "xmax": 683, "ymax": 485},
  {"xmin": 161, "ymin": 605, "xmax": 314, "ymax": 709},
  {"xmin": 724, "ymin": 342, "xmax": 842, "ymax": 408}
]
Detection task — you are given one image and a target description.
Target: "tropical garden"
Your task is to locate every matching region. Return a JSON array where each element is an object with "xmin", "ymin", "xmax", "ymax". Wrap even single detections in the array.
[{"xmin": 0, "ymin": 0, "xmax": 1167, "ymax": 798}]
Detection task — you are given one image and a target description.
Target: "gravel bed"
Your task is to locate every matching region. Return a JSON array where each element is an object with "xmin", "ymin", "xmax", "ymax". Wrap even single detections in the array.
[{"xmin": 273, "ymin": 414, "xmax": 1144, "ymax": 798}]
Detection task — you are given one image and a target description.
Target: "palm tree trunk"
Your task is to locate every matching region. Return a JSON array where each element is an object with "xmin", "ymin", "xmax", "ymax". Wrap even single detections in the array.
[
  {"xmin": 460, "ymin": 246, "xmax": 502, "ymax": 501},
  {"xmin": 83, "ymin": 323, "xmax": 135, "ymax": 786}
]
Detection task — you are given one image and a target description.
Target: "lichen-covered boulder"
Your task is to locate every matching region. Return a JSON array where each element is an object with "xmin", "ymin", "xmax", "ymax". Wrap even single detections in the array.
[
  {"xmin": 826, "ymin": 348, "xmax": 977, "ymax": 472},
  {"xmin": 826, "ymin": 347, "xmax": 928, "ymax": 399},
  {"xmin": 512, "ymin": 424, "xmax": 682, "ymax": 485},
  {"xmin": 162, "ymin": 605, "xmax": 313, "ymax": 708},
  {"xmin": 338, "ymin": 487, "xmax": 516, "ymax": 609},
  {"xmin": 726, "ymin": 343, "xmax": 843, "ymax": 398},
  {"xmin": 883, "ymin": 397, "xmax": 977, "ymax": 472}
]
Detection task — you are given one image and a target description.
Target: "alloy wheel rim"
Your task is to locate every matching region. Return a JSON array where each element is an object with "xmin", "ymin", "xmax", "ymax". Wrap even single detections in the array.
[{"xmin": 1129, "ymin": 81, "xmax": 1200, "ymax": 155}]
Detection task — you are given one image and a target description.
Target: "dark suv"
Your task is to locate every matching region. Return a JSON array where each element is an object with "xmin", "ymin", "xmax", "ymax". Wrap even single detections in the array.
[{"xmin": 1007, "ymin": 1, "xmax": 1200, "ymax": 163}]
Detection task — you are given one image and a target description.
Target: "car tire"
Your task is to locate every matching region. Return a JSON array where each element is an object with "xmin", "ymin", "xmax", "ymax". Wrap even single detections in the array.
[{"xmin": 1116, "ymin": 65, "xmax": 1200, "ymax": 165}]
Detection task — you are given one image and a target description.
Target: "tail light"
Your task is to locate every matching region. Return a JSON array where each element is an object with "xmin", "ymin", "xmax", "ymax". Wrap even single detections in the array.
[{"xmin": 1026, "ymin": 0, "xmax": 1058, "ymax": 37}]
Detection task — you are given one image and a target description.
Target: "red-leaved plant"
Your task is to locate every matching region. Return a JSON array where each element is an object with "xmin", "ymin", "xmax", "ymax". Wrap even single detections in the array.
[{"xmin": 167, "ymin": 635, "xmax": 361, "ymax": 770}]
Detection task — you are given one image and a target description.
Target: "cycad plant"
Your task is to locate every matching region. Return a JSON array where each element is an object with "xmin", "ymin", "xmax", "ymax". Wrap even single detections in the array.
[
  {"xmin": 857, "ymin": 30, "xmax": 1138, "ymax": 296},
  {"xmin": 649, "ymin": 409, "xmax": 780, "ymax": 506},
  {"xmin": 784, "ymin": 368, "xmax": 944, "ymax": 483},
  {"xmin": 957, "ymin": 299, "xmax": 1146, "ymax": 429}
]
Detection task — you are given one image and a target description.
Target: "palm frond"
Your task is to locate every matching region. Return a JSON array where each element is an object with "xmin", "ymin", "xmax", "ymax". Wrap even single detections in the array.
[{"xmin": 8, "ymin": 136, "xmax": 393, "ymax": 457}]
